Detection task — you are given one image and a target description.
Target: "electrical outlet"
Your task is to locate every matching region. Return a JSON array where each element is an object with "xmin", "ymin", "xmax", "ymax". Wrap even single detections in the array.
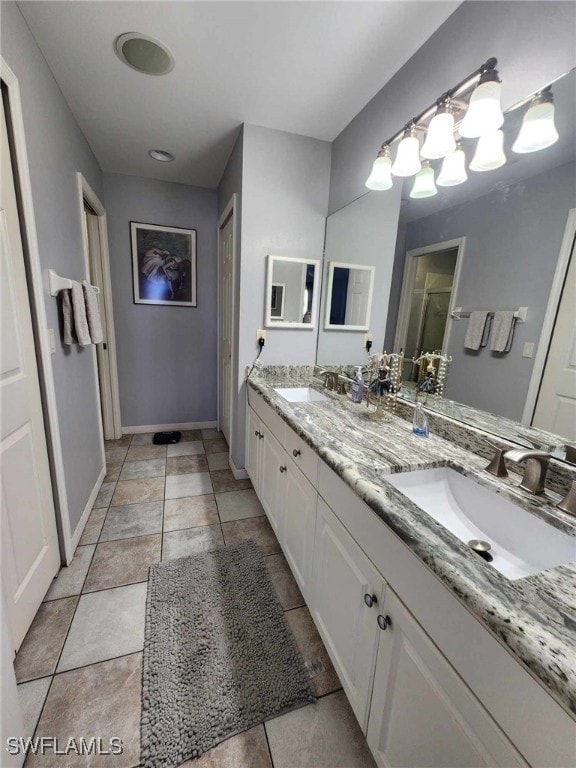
[
  {"xmin": 522, "ymin": 342, "xmax": 535, "ymax": 358},
  {"xmin": 256, "ymin": 329, "xmax": 267, "ymax": 346},
  {"xmin": 364, "ymin": 332, "xmax": 373, "ymax": 347}
]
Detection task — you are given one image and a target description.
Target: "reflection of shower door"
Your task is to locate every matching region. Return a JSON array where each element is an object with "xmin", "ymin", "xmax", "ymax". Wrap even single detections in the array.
[{"xmin": 410, "ymin": 290, "xmax": 451, "ymax": 382}]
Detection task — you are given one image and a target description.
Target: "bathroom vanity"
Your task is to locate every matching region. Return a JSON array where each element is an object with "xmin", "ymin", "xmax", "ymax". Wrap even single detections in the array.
[{"xmin": 245, "ymin": 368, "xmax": 575, "ymax": 768}]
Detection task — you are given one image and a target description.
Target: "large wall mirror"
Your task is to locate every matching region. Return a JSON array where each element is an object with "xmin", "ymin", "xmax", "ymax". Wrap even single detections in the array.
[
  {"xmin": 265, "ymin": 255, "xmax": 320, "ymax": 329},
  {"xmin": 317, "ymin": 67, "xmax": 576, "ymax": 459}
]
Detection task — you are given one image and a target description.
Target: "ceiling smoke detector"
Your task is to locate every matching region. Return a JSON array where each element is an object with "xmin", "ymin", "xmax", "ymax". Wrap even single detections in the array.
[
  {"xmin": 148, "ymin": 149, "xmax": 175, "ymax": 162},
  {"xmin": 115, "ymin": 33, "xmax": 174, "ymax": 76}
]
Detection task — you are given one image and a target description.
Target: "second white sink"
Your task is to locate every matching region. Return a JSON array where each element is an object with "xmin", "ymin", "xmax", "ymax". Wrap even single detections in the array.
[
  {"xmin": 274, "ymin": 387, "xmax": 329, "ymax": 403},
  {"xmin": 385, "ymin": 467, "xmax": 575, "ymax": 580}
]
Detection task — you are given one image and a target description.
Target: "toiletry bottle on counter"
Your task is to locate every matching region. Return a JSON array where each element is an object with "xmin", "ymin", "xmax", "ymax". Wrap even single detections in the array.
[
  {"xmin": 351, "ymin": 366, "xmax": 364, "ymax": 403},
  {"xmin": 412, "ymin": 403, "xmax": 429, "ymax": 436}
]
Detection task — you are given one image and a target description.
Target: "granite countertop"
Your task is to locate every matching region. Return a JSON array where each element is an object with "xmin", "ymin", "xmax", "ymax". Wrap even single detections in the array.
[{"xmin": 247, "ymin": 366, "xmax": 576, "ymax": 716}]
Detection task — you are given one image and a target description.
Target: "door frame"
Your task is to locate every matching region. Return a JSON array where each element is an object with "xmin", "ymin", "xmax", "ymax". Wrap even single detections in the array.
[
  {"xmin": 0, "ymin": 56, "xmax": 73, "ymax": 563},
  {"xmin": 522, "ymin": 208, "xmax": 576, "ymax": 425},
  {"xmin": 77, "ymin": 173, "xmax": 122, "ymax": 440},
  {"xmin": 217, "ymin": 194, "xmax": 237, "ymax": 463},
  {"xmin": 394, "ymin": 237, "xmax": 465, "ymax": 356}
]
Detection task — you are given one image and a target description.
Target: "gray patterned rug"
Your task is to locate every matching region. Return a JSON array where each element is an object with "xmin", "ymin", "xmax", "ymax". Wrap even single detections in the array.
[{"xmin": 141, "ymin": 539, "xmax": 315, "ymax": 768}]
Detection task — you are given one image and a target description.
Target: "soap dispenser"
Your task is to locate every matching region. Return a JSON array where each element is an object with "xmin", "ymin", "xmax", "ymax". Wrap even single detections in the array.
[
  {"xmin": 351, "ymin": 366, "xmax": 364, "ymax": 403},
  {"xmin": 412, "ymin": 403, "xmax": 429, "ymax": 437}
]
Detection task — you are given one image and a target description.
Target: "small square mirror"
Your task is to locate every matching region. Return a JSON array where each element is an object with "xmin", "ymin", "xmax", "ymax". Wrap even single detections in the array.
[{"xmin": 265, "ymin": 255, "xmax": 320, "ymax": 329}]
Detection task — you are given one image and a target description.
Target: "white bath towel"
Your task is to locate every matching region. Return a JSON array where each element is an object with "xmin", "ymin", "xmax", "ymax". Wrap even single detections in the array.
[
  {"xmin": 464, "ymin": 311, "xmax": 492, "ymax": 350},
  {"xmin": 491, "ymin": 311, "xmax": 516, "ymax": 353},
  {"xmin": 71, "ymin": 280, "xmax": 91, "ymax": 346},
  {"xmin": 82, "ymin": 280, "xmax": 104, "ymax": 344},
  {"xmin": 62, "ymin": 289, "xmax": 77, "ymax": 345}
]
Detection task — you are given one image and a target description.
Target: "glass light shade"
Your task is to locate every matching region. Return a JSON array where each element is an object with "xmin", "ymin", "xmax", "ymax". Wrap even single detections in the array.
[
  {"xmin": 459, "ymin": 80, "xmax": 504, "ymax": 138},
  {"xmin": 365, "ymin": 154, "xmax": 393, "ymax": 190},
  {"xmin": 409, "ymin": 162, "xmax": 437, "ymax": 198},
  {"xmin": 437, "ymin": 147, "xmax": 467, "ymax": 186},
  {"xmin": 421, "ymin": 111, "xmax": 456, "ymax": 159},
  {"xmin": 469, "ymin": 129, "xmax": 506, "ymax": 172},
  {"xmin": 392, "ymin": 135, "xmax": 421, "ymax": 177},
  {"xmin": 512, "ymin": 100, "xmax": 559, "ymax": 153}
]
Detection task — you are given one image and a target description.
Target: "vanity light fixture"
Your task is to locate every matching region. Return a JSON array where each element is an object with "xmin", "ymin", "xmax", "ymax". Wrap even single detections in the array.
[
  {"xmin": 459, "ymin": 65, "xmax": 504, "ymax": 138},
  {"xmin": 512, "ymin": 88, "xmax": 559, "ymax": 153},
  {"xmin": 409, "ymin": 161, "xmax": 437, "ymax": 198},
  {"xmin": 469, "ymin": 129, "xmax": 506, "ymax": 172},
  {"xmin": 392, "ymin": 125, "xmax": 422, "ymax": 177},
  {"xmin": 437, "ymin": 142, "xmax": 468, "ymax": 186},
  {"xmin": 421, "ymin": 100, "xmax": 457, "ymax": 160},
  {"xmin": 365, "ymin": 145, "xmax": 393, "ymax": 190},
  {"xmin": 148, "ymin": 149, "xmax": 175, "ymax": 162}
]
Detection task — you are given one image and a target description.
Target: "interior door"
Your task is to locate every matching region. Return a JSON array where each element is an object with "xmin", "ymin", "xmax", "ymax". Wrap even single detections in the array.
[
  {"xmin": 532, "ymin": 236, "xmax": 576, "ymax": 440},
  {"xmin": 218, "ymin": 211, "xmax": 234, "ymax": 444},
  {"xmin": 345, "ymin": 268, "xmax": 371, "ymax": 326},
  {"xmin": 1, "ymin": 94, "xmax": 60, "ymax": 650}
]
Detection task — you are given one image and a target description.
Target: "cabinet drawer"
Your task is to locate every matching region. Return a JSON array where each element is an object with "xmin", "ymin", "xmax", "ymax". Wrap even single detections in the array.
[
  {"xmin": 248, "ymin": 389, "xmax": 286, "ymax": 446},
  {"xmin": 284, "ymin": 427, "xmax": 319, "ymax": 485}
]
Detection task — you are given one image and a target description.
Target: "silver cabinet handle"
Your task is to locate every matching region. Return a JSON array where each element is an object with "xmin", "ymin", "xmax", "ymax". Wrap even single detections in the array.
[
  {"xmin": 364, "ymin": 594, "xmax": 377, "ymax": 608},
  {"xmin": 293, "ymin": 449, "xmax": 301, "ymax": 457},
  {"xmin": 279, "ymin": 466, "xmax": 287, "ymax": 473},
  {"xmin": 377, "ymin": 615, "xmax": 392, "ymax": 630},
  {"xmin": 254, "ymin": 430, "xmax": 260, "ymax": 437}
]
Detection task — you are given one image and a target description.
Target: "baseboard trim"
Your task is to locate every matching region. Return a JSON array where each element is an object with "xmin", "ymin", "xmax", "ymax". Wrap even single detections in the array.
[
  {"xmin": 122, "ymin": 421, "xmax": 218, "ymax": 434},
  {"xmin": 69, "ymin": 464, "xmax": 106, "ymax": 563},
  {"xmin": 229, "ymin": 456, "xmax": 249, "ymax": 480}
]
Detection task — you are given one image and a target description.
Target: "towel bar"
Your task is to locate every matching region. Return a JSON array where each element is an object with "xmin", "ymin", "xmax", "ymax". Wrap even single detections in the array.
[
  {"xmin": 451, "ymin": 306, "xmax": 527, "ymax": 323},
  {"xmin": 49, "ymin": 269, "xmax": 100, "ymax": 297}
]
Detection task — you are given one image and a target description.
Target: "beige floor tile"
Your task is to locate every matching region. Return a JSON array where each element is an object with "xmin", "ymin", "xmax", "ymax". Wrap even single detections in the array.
[
  {"xmin": 204, "ymin": 437, "xmax": 228, "ymax": 454},
  {"xmin": 105, "ymin": 435, "xmax": 132, "ymax": 447},
  {"xmin": 162, "ymin": 524, "xmax": 224, "ymax": 561},
  {"xmin": 206, "ymin": 452, "xmax": 229, "ymax": 471},
  {"xmin": 14, "ymin": 597, "xmax": 78, "ymax": 683},
  {"xmin": 211, "ymin": 469, "xmax": 252, "ymax": 494},
  {"xmin": 44, "ymin": 545, "xmax": 95, "ymax": 601},
  {"xmin": 104, "ymin": 461, "xmax": 122, "ymax": 483},
  {"xmin": 84, "ymin": 534, "xmax": 161, "ymax": 592},
  {"xmin": 265, "ymin": 691, "xmax": 376, "ymax": 768},
  {"xmin": 58, "ymin": 583, "xmax": 147, "ymax": 672},
  {"xmin": 94, "ymin": 482, "xmax": 116, "ymax": 508},
  {"xmin": 129, "ymin": 432, "xmax": 157, "ymax": 445},
  {"xmin": 181, "ymin": 725, "xmax": 272, "ymax": 768},
  {"xmin": 17, "ymin": 677, "xmax": 52, "ymax": 737},
  {"xmin": 201, "ymin": 428, "xmax": 223, "ymax": 441},
  {"xmin": 166, "ymin": 454, "xmax": 209, "ymax": 475},
  {"xmin": 105, "ymin": 445, "xmax": 129, "ymax": 463},
  {"xmin": 180, "ymin": 429, "xmax": 203, "ymax": 441},
  {"xmin": 111, "ymin": 476, "xmax": 165, "ymax": 506},
  {"xmin": 264, "ymin": 553, "xmax": 305, "ymax": 611},
  {"xmin": 29, "ymin": 653, "xmax": 142, "ymax": 768},
  {"xmin": 165, "ymin": 472, "xmax": 213, "ymax": 499},
  {"xmin": 215, "ymin": 489, "xmax": 263, "ymax": 522},
  {"xmin": 167, "ymin": 440, "xmax": 205, "ymax": 457},
  {"xmin": 163, "ymin": 495, "xmax": 219, "ymax": 531},
  {"xmin": 221, "ymin": 516, "xmax": 280, "ymax": 555},
  {"xmin": 285, "ymin": 607, "xmax": 341, "ymax": 697},
  {"xmin": 119, "ymin": 458, "xmax": 166, "ymax": 480},
  {"xmin": 100, "ymin": 501, "xmax": 164, "ymax": 542},
  {"xmin": 126, "ymin": 444, "xmax": 167, "ymax": 461},
  {"xmin": 78, "ymin": 507, "xmax": 107, "ymax": 546}
]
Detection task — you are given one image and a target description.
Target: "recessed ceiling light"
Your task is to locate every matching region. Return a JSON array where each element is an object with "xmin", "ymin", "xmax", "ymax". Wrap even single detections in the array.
[
  {"xmin": 115, "ymin": 32, "xmax": 174, "ymax": 76},
  {"xmin": 148, "ymin": 149, "xmax": 175, "ymax": 162}
]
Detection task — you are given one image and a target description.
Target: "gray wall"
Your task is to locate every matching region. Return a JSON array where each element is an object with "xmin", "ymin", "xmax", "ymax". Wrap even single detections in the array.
[
  {"xmin": 231, "ymin": 124, "xmax": 331, "ymax": 469},
  {"xmin": 329, "ymin": 1, "xmax": 576, "ymax": 214},
  {"xmin": 403, "ymin": 161, "xmax": 576, "ymax": 420},
  {"xmin": 1, "ymin": 2, "xmax": 105, "ymax": 534},
  {"xmin": 103, "ymin": 173, "xmax": 218, "ymax": 427}
]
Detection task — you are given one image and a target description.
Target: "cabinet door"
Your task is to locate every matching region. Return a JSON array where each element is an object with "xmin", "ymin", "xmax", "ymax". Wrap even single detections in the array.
[
  {"xmin": 259, "ymin": 424, "xmax": 286, "ymax": 536},
  {"xmin": 282, "ymin": 462, "xmax": 317, "ymax": 600},
  {"xmin": 367, "ymin": 590, "xmax": 527, "ymax": 768},
  {"xmin": 246, "ymin": 407, "xmax": 262, "ymax": 493},
  {"xmin": 312, "ymin": 498, "xmax": 385, "ymax": 731}
]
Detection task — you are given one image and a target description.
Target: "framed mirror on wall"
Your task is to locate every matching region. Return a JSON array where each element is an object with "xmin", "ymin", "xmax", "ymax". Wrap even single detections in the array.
[
  {"xmin": 324, "ymin": 262, "xmax": 375, "ymax": 331},
  {"xmin": 265, "ymin": 255, "xmax": 320, "ymax": 329}
]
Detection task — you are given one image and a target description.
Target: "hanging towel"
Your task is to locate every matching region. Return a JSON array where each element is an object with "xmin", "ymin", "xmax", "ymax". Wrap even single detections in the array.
[
  {"xmin": 71, "ymin": 280, "xmax": 91, "ymax": 346},
  {"xmin": 464, "ymin": 311, "xmax": 492, "ymax": 350},
  {"xmin": 62, "ymin": 289, "xmax": 77, "ymax": 345},
  {"xmin": 491, "ymin": 311, "xmax": 516, "ymax": 353},
  {"xmin": 82, "ymin": 280, "xmax": 104, "ymax": 344}
]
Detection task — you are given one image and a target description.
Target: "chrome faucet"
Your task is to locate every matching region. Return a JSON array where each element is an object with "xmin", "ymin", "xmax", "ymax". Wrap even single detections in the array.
[
  {"xmin": 320, "ymin": 370, "xmax": 339, "ymax": 391},
  {"xmin": 503, "ymin": 449, "xmax": 551, "ymax": 495}
]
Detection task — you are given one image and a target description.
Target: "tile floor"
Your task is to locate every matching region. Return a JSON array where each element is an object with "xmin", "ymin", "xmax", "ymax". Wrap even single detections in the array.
[{"xmin": 15, "ymin": 429, "xmax": 375, "ymax": 768}]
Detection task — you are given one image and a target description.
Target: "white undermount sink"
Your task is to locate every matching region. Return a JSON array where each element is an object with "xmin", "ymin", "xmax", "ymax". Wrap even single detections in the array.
[
  {"xmin": 274, "ymin": 387, "xmax": 329, "ymax": 403},
  {"xmin": 385, "ymin": 467, "xmax": 576, "ymax": 580}
]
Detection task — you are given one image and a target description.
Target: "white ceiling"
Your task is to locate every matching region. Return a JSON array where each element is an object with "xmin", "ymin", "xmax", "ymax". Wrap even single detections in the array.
[{"xmin": 19, "ymin": 1, "xmax": 459, "ymax": 188}]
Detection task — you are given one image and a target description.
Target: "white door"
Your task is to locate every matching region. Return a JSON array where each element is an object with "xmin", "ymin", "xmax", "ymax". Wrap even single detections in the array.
[
  {"xmin": 532, "ymin": 236, "xmax": 576, "ymax": 439},
  {"xmin": 345, "ymin": 268, "xmax": 371, "ymax": 326},
  {"xmin": 367, "ymin": 590, "xmax": 527, "ymax": 768},
  {"xmin": 282, "ymin": 463, "xmax": 317, "ymax": 600},
  {"xmin": 259, "ymin": 424, "xmax": 286, "ymax": 537},
  {"xmin": 218, "ymin": 210, "xmax": 234, "ymax": 445},
  {"xmin": 1, "ymin": 97, "xmax": 60, "ymax": 650},
  {"xmin": 312, "ymin": 498, "xmax": 385, "ymax": 730}
]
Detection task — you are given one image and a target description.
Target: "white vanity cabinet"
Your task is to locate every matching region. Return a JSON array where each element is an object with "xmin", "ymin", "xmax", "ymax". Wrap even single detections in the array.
[{"xmin": 282, "ymin": 463, "xmax": 317, "ymax": 598}]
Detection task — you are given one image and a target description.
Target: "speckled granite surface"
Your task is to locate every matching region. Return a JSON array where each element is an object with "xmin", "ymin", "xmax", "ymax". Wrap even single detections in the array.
[{"xmin": 247, "ymin": 366, "xmax": 576, "ymax": 716}]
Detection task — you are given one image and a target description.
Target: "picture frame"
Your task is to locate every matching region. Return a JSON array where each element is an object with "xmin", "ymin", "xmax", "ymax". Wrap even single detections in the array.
[{"xmin": 131, "ymin": 221, "xmax": 197, "ymax": 306}]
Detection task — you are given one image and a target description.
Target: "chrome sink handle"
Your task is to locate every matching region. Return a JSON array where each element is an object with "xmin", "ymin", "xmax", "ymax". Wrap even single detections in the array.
[{"xmin": 504, "ymin": 449, "xmax": 551, "ymax": 495}]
